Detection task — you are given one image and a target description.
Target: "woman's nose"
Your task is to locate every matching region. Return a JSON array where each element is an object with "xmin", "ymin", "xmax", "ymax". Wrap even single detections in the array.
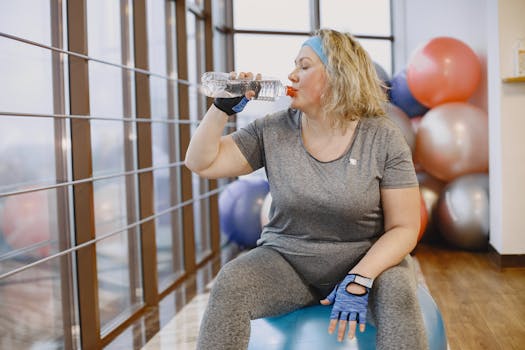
[{"xmin": 288, "ymin": 69, "xmax": 298, "ymax": 83}]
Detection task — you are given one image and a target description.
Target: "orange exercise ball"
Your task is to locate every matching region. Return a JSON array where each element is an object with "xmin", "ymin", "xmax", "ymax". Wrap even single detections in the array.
[
  {"xmin": 1, "ymin": 191, "xmax": 52, "ymax": 259},
  {"xmin": 415, "ymin": 102, "xmax": 488, "ymax": 182},
  {"xmin": 417, "ymin": 172, "xmax": 446, "ymax": 243},
  {"xmin": 407, "ymin": 37, "xmax": 481, "ymax": 108}
]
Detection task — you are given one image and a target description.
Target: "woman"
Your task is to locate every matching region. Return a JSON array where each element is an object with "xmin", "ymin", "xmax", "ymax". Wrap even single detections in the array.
[{"xmin": 185, "ymin": 29, "xmax": 428, "ymax": 350}]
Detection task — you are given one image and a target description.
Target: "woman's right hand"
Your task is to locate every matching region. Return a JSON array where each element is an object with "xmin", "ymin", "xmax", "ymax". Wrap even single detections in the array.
[
  {"xmin": 185, "ymin": 71, "xmax": 258, "ymax": 178},
  {"xmin": 213, "ymin": 72, "xmax": 261, "ymax": 115},
  {"xmin": 233, "ymin": 71, "xmax": 262, "ymax": 99}
]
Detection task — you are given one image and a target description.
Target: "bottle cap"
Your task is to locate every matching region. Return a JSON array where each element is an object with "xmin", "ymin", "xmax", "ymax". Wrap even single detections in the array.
[{"xmin": 286, "ymin": 86, "xmax": 297, "ymax": 97}]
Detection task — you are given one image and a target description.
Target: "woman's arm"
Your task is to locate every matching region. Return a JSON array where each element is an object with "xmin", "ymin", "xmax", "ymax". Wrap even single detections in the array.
[
  {"xmin": 323, "ymin": 185, "xmax": 421, "ymax": 340},
  {"xmin": 349, "ymin": 186, "xmax": 421, "ymax": 280},
  {"xmin": 185, "ymin": 72, "xmax": 259, "ymax": 179},
  {"xmin": 184, "ymin": 104, "xmax": 253, "ymax": 179}
]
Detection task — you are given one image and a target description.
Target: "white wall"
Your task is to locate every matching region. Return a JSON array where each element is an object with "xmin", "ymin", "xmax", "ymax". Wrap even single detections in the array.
[
  {"xmin": 394, "ymin": 0, "xmax": 525, "ymax": 255},
  {"xmin": 495, "ymin": 0, "xmax": 525, "ymax": 254}
]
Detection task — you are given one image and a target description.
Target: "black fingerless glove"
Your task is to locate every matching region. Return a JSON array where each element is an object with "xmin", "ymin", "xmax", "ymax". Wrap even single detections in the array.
[
  {"xmin": 213, "ymin": 96, "xmax": 250, "ymax": 116},
  {"xmin": 213, "ymin": 81, "xmax": 261, "ymax": 116}
]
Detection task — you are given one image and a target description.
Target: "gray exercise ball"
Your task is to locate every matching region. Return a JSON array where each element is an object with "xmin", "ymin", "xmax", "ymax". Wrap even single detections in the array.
[
  {"xmin": 385, "ymin": 103, "xmax": 416, "ymax": 153},
  {"xmin": 436, "ymin": 173, "xmax": 489, "ymax": 251},
  {"xmin": 374, "ymin": 61, "xmax": 390, "ymax": 85}
]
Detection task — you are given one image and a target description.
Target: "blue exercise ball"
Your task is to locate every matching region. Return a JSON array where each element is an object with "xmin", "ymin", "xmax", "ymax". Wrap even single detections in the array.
[
  {"xmin": 219, "ymin": 178, "xmax": 269, "ymax": 248},
  {"xmin": 249, "ymin": 284, "xmax": 447, "ymax": 350},
  {"xmin": 417, "ymin": 286, "xmax": 448, "ymax": 350},
  {"xmin": 374, "ymin": 62, "xmax": 391, "ymax": 89},
  {"xmin": 390, "ymin": 69, "xmax": 429, "ymax": 118}
]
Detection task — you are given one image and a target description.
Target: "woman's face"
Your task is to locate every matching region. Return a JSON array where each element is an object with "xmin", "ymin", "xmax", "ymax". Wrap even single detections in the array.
[{"xmin": 288, "ymin": 46, "xmax": 328, "ymax": 112}]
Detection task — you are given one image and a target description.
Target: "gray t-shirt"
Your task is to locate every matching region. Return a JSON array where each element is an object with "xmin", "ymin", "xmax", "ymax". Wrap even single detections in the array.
[{"xmin": 232, "ymin": 108, "xmax": 417, "ymax": 253}]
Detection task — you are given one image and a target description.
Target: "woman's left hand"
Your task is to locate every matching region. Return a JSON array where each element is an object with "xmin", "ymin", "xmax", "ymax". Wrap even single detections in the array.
[{"xmin": 320, "ymin": 274, "xmax": 370, "ymax": 342}]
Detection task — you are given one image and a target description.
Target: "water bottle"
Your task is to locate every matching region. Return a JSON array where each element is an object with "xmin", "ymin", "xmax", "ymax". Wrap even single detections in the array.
[{"xmin": 199, "ymin": 71, "xmax": 296, "ymax": 101}]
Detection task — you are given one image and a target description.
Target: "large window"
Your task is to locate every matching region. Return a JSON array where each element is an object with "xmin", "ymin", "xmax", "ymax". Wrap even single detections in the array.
[
  {"xmin": 231, "ymin": 0, "xmax": 393, "ymax": 124},
  {"xmin": 232, "ymin": 0, "xmax": 392, "ymax": 74},
  {"xmin": 0, "ymin": 1, "xmax": 79, "ymax": 349},
  {"xmin": 0, "ymin": 1, "xmax": 218, "ymax": 348}
]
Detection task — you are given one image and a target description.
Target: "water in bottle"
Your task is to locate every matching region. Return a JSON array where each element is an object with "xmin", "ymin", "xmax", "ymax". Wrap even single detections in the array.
[{"xmin": 200, "ymin": 72, "xmax": 296, "ymax": 101}]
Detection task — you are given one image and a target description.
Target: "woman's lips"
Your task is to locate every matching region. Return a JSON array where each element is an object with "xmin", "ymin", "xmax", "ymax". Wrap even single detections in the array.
[{"xmin": 286, "ymin": 86, "xmax": 298, "ymax": 97}]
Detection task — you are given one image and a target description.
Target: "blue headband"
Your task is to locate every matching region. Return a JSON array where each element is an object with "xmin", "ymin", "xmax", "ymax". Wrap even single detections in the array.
[{"xmin": 302, "ymin": 36, "xmax": 328, "ymax": 66}]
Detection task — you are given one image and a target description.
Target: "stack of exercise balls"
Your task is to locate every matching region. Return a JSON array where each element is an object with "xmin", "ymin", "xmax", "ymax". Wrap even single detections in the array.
[{"xmin": 387, "ymin": 36, "xmax": 489, "ymax": 251}]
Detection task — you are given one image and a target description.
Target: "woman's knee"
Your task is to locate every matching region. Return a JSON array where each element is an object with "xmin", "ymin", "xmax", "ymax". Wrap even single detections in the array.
[
  {"xmin": 211, "ymin": 260, "xmax": 252, "ymax": 298},
  {"xmin": 210, "ymin": 249, "xmax": 275, "ymax": 300},
  {"xmin": 372, "ymin": 261, "xmax": 419, "ymax": 310}
]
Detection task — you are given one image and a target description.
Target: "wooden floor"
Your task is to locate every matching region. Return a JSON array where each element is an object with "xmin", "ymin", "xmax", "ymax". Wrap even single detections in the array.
[{"xmin": 414, "ymin": 243, "xmax": 525, "ymax": 350}]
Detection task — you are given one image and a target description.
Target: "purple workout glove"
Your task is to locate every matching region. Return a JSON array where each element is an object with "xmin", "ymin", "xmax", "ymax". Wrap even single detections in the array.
[{"xmin": 325, "ymin": 274, "xmax": 371, "ymax": 324}]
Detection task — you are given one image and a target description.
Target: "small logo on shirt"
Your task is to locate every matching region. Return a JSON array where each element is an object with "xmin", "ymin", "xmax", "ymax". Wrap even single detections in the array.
[{"xmin": 349, "ymin": 158, "xmax": 357, "ymax": 165}]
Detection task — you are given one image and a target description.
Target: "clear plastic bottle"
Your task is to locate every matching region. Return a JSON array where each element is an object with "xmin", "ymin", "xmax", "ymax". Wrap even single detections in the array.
[{"xmin": 199, "ymin": 71, "xmax": 296, "ymax": 101}]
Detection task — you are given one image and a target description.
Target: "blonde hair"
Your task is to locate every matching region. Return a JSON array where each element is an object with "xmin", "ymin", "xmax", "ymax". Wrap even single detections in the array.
[{"xmin": 316, "ymin": 29, "xmax": 387, "ymax": 127}]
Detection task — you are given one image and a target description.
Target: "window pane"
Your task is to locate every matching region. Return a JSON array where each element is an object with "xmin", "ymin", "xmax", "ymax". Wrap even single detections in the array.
[
  {"xmin": 187, "ymin": 0, "xmax": 204, "ymax": 10},
  {"xmin": 359, "ymin": 38, "xmax": 392, "ymax": 77},
  {"xmin": 235, "ymin": 34, "xmax": 304, "ymax": 84},
  {"xmin": 187, "ymin": 13, "xmax": 206, "ymax": 122},
  {"xmin": 0, "ymin": 1, "xmax": 51, "ymax": 45},
  {"xmin": 234, "ymin": 34, "xmax": 303, "ymax": 136},
  {"xmin": 187, "ymin": 13, "xmax": 211, "ymax": 262},
  {"xmin": 0, "ymin": 38, "xmax": 53, "ymax": 114},
  {"xmin": 233, "ymin": 0, "xmax": 310, "ymax": 31},
  {"xmin": 151, "ymin": 95, "xmax": 180, "ymax": 288},
  {"xmin": 213, "ymin": 31, "xmax": 228, "ymax": 72},
  {"xmin": 87, "ymin": 0, "xmax": 143, "ymax": 336},
  {"xmin": 87, "ymin": 0, "xmax": 122, "ymax": 63},
  {"xmin": 320, "ymin": 0, "xmax": 391, "ymax": 36},
  {"xmin": 0, "ymin": 189, "xmax": 59, "ymax": 265},
  {"xmin": 212, "ymin": 0, "xmax": 228, "ymax": 29},
  {"xmin": 89, "ymin": 62, "xmax": 126, "ymax": 177},
  {"xmin": 0, "ymin": 187, "xmax": 77, "ymax": 347},
  {"xmin": 0, "ymin": 117, "xmax": 57, "ymax": 193},
  {"xmin": 147, "ymin": 0, "xmax": 167, "ymax": 76},
  {"xmin": 0, "ymin": 258, "xmax": 71, "ymax": 348},
  {"xmin": 148, "ymin": 0, "xmax": 184, "ymax": 288},
  {"xmin": 94, "ymin": 177, "xmax": 142, "ymax": 334},
  {"xmin": 194, "ymin": 177, "xmax": 211, "ymax": 263}
]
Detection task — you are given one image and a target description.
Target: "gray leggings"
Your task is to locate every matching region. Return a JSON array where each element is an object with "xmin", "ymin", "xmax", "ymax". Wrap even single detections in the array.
[{"xmin": 197, "ymin": 245, "xmax": 428, "ymax": 350}]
